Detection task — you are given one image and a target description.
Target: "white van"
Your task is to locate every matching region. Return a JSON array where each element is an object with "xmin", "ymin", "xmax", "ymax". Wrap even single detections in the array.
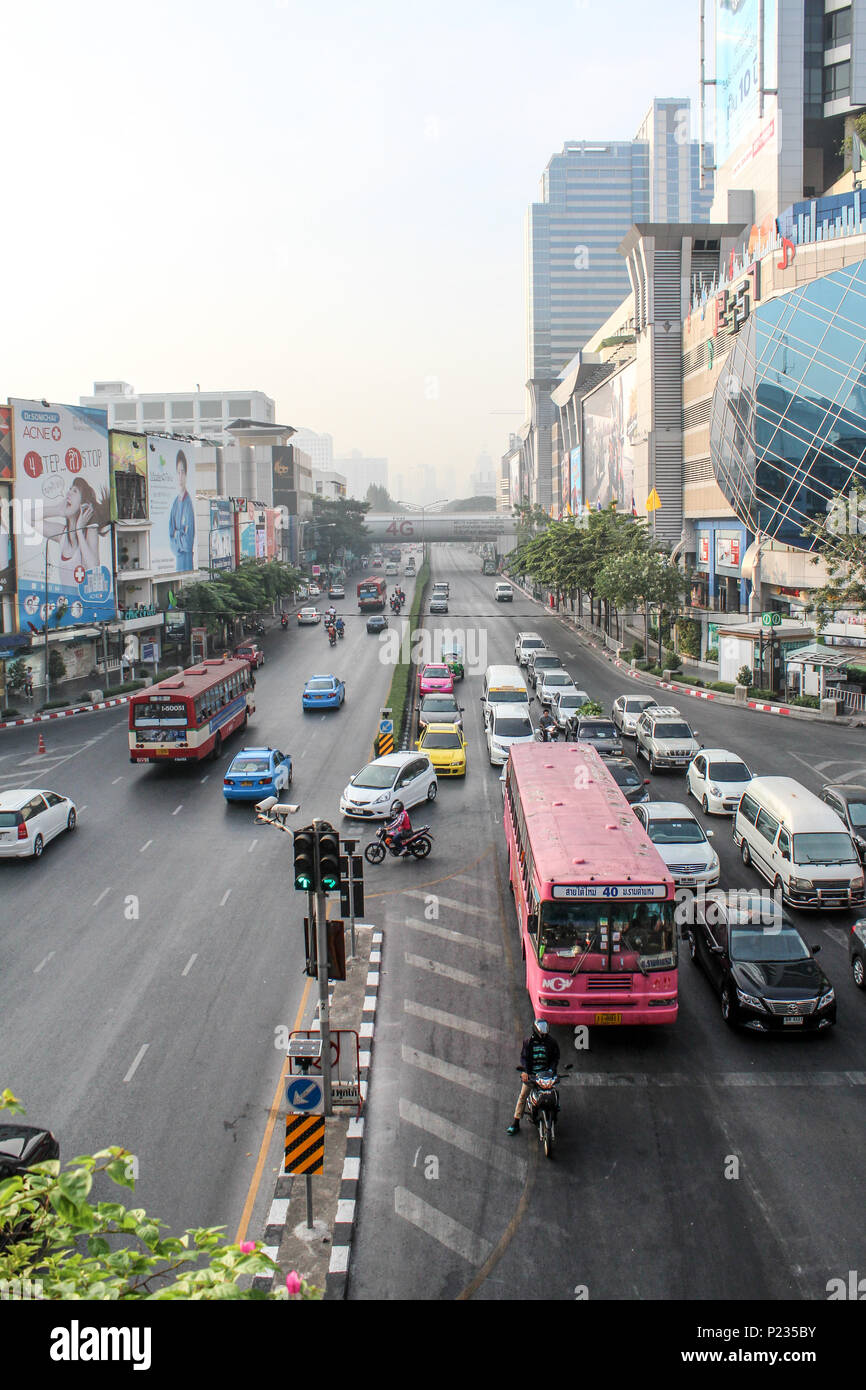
[
  {"xmin": 482, "ymin": 664, "xmax": 528, "ymax": 712},
  {"xmin": 494, "ymin": 582, "xmax": 513, "ymax": 602},
  {"xmin": 733, "ymin": 776, "xmax": 866, "ymax": 910}
]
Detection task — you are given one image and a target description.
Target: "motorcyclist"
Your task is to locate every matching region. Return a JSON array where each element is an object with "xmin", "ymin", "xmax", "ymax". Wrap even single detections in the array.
[
  {"xmin": 335, "ymin": 616, "xmax": 345, "ymax": 637},
  {"xmin": 280, "ymin": 613, "xmax": 288, "ymax": 630},
  {"xmin": 327, "ymin": 622, "xmax": 337, "ymax": 645},
  {"xmin": 384, "ymin": 800, "xmax": 411, "ymax": 856},
  {"xmin": 508, "ymin": 1020, "xmax": 560, "ymax": 1135},
  {"xmin": 538, "ymin": 709, "xmax": 557, "ymax": 742}
]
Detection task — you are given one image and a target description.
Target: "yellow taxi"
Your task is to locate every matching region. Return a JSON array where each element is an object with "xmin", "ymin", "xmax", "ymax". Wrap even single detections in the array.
[{"xmin": 416, "ymin": 723, "xmax": 468, "ymax": 776}]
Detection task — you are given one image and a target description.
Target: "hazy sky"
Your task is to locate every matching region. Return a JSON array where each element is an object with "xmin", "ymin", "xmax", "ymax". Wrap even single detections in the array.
[{"xmin": 1, "ymin": 0, "xmax": 703, "ymax": 499}]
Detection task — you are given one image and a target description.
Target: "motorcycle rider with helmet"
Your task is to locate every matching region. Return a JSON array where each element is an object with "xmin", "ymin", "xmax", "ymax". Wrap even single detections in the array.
[
  {"xmin": 335, "ymin": 616, "xmax": 345, "ymax": 637},
  {"xmin": 508, "ymin": 1019, "xmax": 560, "ymax": 1134},
  {"xmin": 538, "ymin": 708, "xmax": 557, "ymax": 742},
  {"xmin": 280, "ymin": 613, "xmax": 288, "ymax": 630},
  {"xmin": 385, "ymin": 800, "xmax": 412, "ymax": 856}
]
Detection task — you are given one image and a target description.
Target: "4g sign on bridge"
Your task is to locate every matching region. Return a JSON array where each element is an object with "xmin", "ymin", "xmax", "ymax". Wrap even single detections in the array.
[{"xmin": 365, "ymin": 513, "xmax": 518, "ymax": 545}]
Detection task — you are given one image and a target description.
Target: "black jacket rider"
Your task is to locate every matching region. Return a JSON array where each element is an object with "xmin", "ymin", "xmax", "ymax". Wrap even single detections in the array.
[{"xmin": 519, "ymin": 1033, "xmax": 560, "ymax": 1074}]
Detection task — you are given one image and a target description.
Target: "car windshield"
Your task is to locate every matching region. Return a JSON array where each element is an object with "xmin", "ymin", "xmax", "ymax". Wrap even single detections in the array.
[
  {"xmin": 845, "ymin": 799, "xmax": 866, "ymax": 828},
  {"xmin": 522, "ymin": 638, "xmax": 543, "ymax": 647},
  {"xmin": 533, "ymin": 656, "xmax": 559, "ymax": 669},
  {"xmin": 655, "ymin": 723, "xmax": 693, "ymax": 739},
  {"xmin": 230, "ymin": 759, "xmax": 270, "ymax": 775},
  {"xmin": 0, "ymin": 812, "xmax": 22, "ymax": 827},
  {"xmin": 538, "ymin": 901, "xmax": 676, "ymax": 972},
  {"xmin": 791, "ymin": 831, "xmax": 857, "ymax": 865},
  {"xmin": 544, "ymin": 673, "xmax": 573, "ymax": 686},
  {"xmin": 606, "ymin": 762, "xmax": 642, "ymax": 788},
  {"xmin": 495, "ymin": 717, "xmax": 532, "ymax": 737},
  {"xmin": 489, "ymin": 689, "xmax": 528, "ymax": 703},
  {"xmin": 580, "ymin": 722, "xmax": 617, "ymax": 739},
  {"xmin": 352, "ymin": 765, "xmax": 399, "ymax": 789},
  {"xmin": 307, "ymin": 680, "xmax": 333, "ymax": 690},
  {"xmin": 558, "ymin": 695, "xmax": 587, "ymax": 710},
  {"xmin": 424, "ymin": 667, "xmax": 449, "ymax": 680},
  {"xmin": 626, "ymin": 700, "xmax": 655, "ymax": 713},
  {"xmin": 424, "ymin": 732, "xmax": 461, "ymax": 749},
  {"xmin": 729, "ymin": 927, "xmax": 810, "ymax": 962},
  {"xmin": 708, "ymin": 761, "xmax": 751, "ymax": 782},
  {"xmin": 645, "ymin": 817, "xmax": 706, "ymax": 844},
  {"xmin": 423, "ymin": 696, "xmax": 457, "ymax": 711}
]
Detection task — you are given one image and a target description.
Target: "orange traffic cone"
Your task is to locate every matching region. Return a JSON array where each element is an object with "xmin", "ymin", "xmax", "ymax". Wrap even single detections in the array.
[{"xmin": 37, "ymin": 732, "xmax": 46, "ymax": 754}]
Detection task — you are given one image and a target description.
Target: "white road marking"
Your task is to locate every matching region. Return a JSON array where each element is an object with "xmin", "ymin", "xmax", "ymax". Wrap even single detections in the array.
[
  {"xmin": 181, "ymin": 954, "xmax": 198, "ymax": 976},
  {"xmin": 111, "ymin": 776, "xmax": 123, "ymax": 785},
  {"xmin": 33, "ymin": 951, "xmax": 55, "ymax": 974},
  {"xmin": 401, "ymin": 890, "xmax": 493, "ymax": 918},
  {"xmin": 220, "ymin": 889, "xmax": 232, "ymax": 907},
  {"xmin": 267, "ymin": 1197, "xmax": 290, "ymax": 1226},
  {"xmin": 79, "ymin": 806, "xmax": 87, "ymax": 813},
  {"xmin": 200, "ymin": 775, "xmax": 210, "ymax": 785},
  {"xmin": 248, "ymin": 838, "xmax": 258, "ymax": 853},
  {"xmin": 402, "ymin": 1045, "xmax": 498, "ymax": 1097},
  {"xmin": 172, "ymin": 804, "xmax": 183, "ymax": 815},
  {"xmin": 405, "ymin": 917, "xmax": 501, "ymax": 955},
  {"xmin": 123, "ymin": 1044, "xmax": 149, "ymax": 1083},
  {"xmin": 403, "ymin": 999, "xmax": 507, "ymax": 1042},
  {"xmin": 92, "ymin": 887, "xmax": 111, "ymax": 907},
  {"xmin": 394, "ymin": 1187, "xmax": 493, "ymax": 1265},
  {"xmin": 403, "ymin": 953, "xmax": 484, "ymax": 988},
  {"xmin": 823, "ymin": 926, "xmax": 850, "ymax": 949},
  {"xmin": 399, "ymin": 1099, "xmax": 526, "ymax": 1179},
  {"xmin": 139, "ymin": 840, "xmax": 152, "ymax": 853}
]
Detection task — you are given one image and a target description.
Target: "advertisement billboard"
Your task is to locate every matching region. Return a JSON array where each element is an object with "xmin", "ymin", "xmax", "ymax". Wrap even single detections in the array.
[
  {"xmin": 698, "ymin": 533, "xmax": 710, "ymax": 565},
  {"xmin": 560, "ymin": 448, "xmax": 570, "ymax": 518},
  {"xmin": 715, "ymin": 0, "xmax": 777, "ymax": 166},
  {"xmin": 0, "ymin": 406, "xmax": 12, "ymax": 481},
  {"xmin": 109, "ymin": 431, "xmax": 148, "ymax": 522},
  {"xmin": 148, "ymin": 438, "xmax": 197, "ymax": 574},
  {"xmin": 0, "ymin": 482, "xmax": 14, "ymax": 598},
  {"xmin": 238, "ymin": 517, "xmax": 256, "ymax": 560},
  {"xmin": 581, "ymin": 364, "xmax": 638, "ymax": 512},
  {"xmin": 716, "ymin": 531, "xmax": 741, "ymax": 569},
  {"xmin": 209, "ymin": 499, "xmax": 234, "ymax": 573},
  {"xmin": 570, "ymin": 447, "xmax": 582, "ymax": 516},
  {"xmin": 11, "ymin": 398, "xmax": 115, "ymax": 631},
  {"xmin": 272, "ymin": 446, "xmax": 295, "ymax": 511}
]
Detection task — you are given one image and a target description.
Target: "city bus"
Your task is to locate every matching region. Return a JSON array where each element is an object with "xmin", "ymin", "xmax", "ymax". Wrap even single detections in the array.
[
  {"xmin": 504, "ymin": 742, "xmax": 678, "ymax": 1026},
  {"xmin": 128, "ymin": 657, "xmax": 255, "ymax": 764},
  {"xmin": 357, "ymin": 576, "xmax": 387, "ymax": 612}
]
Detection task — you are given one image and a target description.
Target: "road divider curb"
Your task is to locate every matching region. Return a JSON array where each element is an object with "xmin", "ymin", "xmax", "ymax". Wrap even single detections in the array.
[{"xmin": 0, "ymin": 696, "xmax": 132, "ymax": 729}]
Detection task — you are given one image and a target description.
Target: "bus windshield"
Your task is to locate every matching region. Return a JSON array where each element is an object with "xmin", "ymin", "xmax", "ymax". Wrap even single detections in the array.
[{"xmin": 539, "ymin": 900, "xmax": 676, "ymax": 972}]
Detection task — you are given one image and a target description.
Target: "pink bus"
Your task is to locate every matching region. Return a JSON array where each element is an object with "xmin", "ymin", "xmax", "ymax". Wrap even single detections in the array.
[{"xmin": 504, "ymin": 743, "xmax": 678, "ymax": 1026}]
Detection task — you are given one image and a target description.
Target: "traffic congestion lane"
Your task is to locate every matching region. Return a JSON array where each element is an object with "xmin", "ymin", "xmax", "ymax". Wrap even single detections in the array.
[
  {"xmin": 0, "ymin": 592, "xmax": 409, "ymax": 1239},
  {"xmin": 347, "ymin": 547, "xmax": 866, "ymax": 1300}
]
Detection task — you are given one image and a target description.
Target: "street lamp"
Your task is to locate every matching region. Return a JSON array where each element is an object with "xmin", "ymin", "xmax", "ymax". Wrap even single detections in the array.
[{"xmin": 394, "ymin": 499, "xmax": 450, "ymax": 547}]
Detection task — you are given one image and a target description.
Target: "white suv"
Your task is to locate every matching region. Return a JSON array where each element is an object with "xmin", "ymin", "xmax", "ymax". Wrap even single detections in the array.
[
  {"xmin": 514, "ymin": 632, "xmax": 545, "ymax": 666},
  {"xmin": 635, "ymin": 705, "xmax": 701, "ymax": 774}
]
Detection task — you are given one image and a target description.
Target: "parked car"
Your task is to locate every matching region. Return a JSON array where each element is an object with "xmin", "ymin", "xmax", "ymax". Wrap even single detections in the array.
[
  {"xmin": 419, "ymin": 693, "xmax": 464, "ymax": 730},
  {"xmin": 234, "ymin": 642, "xmax": 264, "ymax": 668},
  {"xmin": 567, "ymin": 716, "xmax": 623, "ymax": 756},
  {"xmin": 0, "ymin": 1122, "xmax": 60, "ymax": 1251},
  {"xmin": 687, "ymin": 748, "xmax": 753, "ymax": 815},
  {"xmin": 223, "ymin": 748, "xmax": 292, "ymax": 801},
  {"xmin": 340, "ymin": 752, "xmax": 437, "ymax": 818},
  {"xmin": 0, "ymin": 789, "xmax": 77, "ymax": 860},
  {"xmin": 611, "ymin": 694, "xmax": 659, "ymax": 736},
  {"xmin": 601, "ymin": 754, "xmax": 650, "ymax": 806},
  {"xmin": 687, "ymin": 889, "xmax": 836, "ymax": 1032},
  {"xmin": 514, "ymin": 632, "xmax": 546, "ymax": 666},
  {"xmin": 366, "ymin": 614, "xmax": 388, "ymax": 634},
  {"xmin": 635, "ymin": 705, "xmax": 701, "ymax": 773},
  {"xmin": 633, "ymin": 801, "xmax": 719, "ymax": 888},
  {"xmin": 820, "ymin": 784, "xmax": 866, "ymax": 865}
]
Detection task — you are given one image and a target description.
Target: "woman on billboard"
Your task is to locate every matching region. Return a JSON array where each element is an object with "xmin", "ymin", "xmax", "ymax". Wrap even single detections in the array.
[
  {"xmin": 42, "ymin": 477, "xmax": 111, "ymax": 589},
  {"xmin": 169, "ymin": 450, "xmax": 195, "ymax": 572}
]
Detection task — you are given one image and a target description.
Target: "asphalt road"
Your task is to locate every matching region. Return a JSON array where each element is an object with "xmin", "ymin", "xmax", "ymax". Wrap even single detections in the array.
[
  {"xmin": 0, "ymin": 578, "xmax": 417, "ymax": 1242},
  {"xmin": 349, "ymin": 543, "xmax": 866, "ymax": 1301}
]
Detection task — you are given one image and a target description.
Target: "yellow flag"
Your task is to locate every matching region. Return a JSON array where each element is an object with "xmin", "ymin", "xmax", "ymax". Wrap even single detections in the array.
[{"xmin": 646, "ymin": 488, "xmax": 662, "ymax": 512}]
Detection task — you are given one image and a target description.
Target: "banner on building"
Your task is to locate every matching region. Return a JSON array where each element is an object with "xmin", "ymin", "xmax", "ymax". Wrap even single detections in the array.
[
  {"xmin": 0, "ymin": 482, "xmax": 14, "ymax": 597},
  {"xmin": 11, "ymin": 399, "xmax": 115, "ymax": 632},
  {"xmin": 569, "ymin": 447, "xmax": 582, "ymax": 516},
  {"xmin": 714, "ymin": 0, "xmax": 778, "ymax": 166},
  {"xmin": 109, "ymin": 431, "xmax": 148, "ymax": 522},
  {"xmin": 148, "ymin": 438, "xmax": 197, "ymax": 575},
  {"xmin": 209, "ymin": 499, "xmax": 234, "ymax": 572},
  {"xmin": 698, "ymin": 533, "xmax": 710, "ymax": 565},
  {"xmin": 581, "ymin": 364, "xmax": 638, "ymax": 512},
  {"xmin": 0, "ymin": 406, "xmax": 12, "ymax": 481},
  {"xmin": 716, "ymin": 532, "xmax": 741, "ymax": 569}
]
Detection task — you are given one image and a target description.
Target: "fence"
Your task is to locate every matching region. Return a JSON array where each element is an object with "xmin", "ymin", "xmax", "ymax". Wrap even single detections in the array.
[{"xmin": 827, "ymin": 685, "xmax": 866, "ymax": 713}]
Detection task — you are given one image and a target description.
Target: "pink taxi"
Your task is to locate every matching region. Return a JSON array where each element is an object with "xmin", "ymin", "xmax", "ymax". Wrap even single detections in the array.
[{"xmin": 419, "ymin": 663, "xmax": 455, "ymax": 697}]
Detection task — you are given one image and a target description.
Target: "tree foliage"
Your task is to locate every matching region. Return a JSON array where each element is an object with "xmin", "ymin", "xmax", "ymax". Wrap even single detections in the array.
[
  {"xmin": 312, "ymin": 495, "xmax": 372, "ymax": 559},
  {"xmin": 802, "ymin": 480, "xmax": 866, "ymax": 626}
]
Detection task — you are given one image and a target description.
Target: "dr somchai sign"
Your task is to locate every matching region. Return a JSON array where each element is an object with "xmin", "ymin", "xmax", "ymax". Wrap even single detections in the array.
[{"xmin": 11, "ymin": 399, "xmax": 115, "ymax": 631}]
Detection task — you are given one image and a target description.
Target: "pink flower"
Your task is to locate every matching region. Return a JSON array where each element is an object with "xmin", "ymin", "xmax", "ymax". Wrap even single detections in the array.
[
  {"xmin": 239, "ymin": 1241, "xmax": 256, "ymax": 1254},
  {"xmin": 286, "ymin": 1271, "xmax": 302, "ymax": 1297}
]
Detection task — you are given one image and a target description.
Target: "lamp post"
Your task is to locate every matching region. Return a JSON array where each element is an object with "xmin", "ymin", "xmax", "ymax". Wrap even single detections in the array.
[{"xmin": 394, "ymin": 499, "xmax": 450, "ymax": 551}]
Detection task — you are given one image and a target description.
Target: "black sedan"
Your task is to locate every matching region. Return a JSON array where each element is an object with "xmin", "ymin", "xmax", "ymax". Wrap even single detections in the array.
[
  {"xmin": 601, "ymin": 754, "xmax": 650, "ymax": 806},
  {"xmin": 366, "ymin": 614, "xmax": 389, "ymax": 634},
  {"xmin": 850, "ymin": 919, "xmax": 866, "ymax": 989},
  {"xmin": 686, "ymin": 890, "xmax": 836, "ymax": 1033},
  {"xmin": 0, "ymin": 1122, "xmax": 60, "ymax": 1251},
  {"xmin": 820, "ymin": 784, "xmax": 866, "ymax": 865}
]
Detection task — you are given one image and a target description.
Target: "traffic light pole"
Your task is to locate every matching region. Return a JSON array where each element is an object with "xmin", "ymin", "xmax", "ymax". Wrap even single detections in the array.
[{"xmin": 312, "ymin": 824, "xmax": 333, "ymax": 1115}]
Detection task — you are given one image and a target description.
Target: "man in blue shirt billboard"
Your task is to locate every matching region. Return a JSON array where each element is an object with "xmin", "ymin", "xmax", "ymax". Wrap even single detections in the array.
[{"xmin": 169, "ymin": 450, "xmax": 195, "ymax": 572}]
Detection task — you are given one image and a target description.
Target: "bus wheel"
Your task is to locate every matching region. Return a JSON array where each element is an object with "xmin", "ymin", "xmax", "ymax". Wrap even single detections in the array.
[{"xmin": 212, "ymin": 735, "xmax": 222, "ymax": 761}]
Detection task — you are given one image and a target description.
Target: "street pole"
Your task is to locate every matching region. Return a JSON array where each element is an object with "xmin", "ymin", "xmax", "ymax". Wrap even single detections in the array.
[
  {"xmin": 44, "ymin": 542, "xmax": 50, "ymax": 705},
  {"xmin": 312, "ymin": 822, "xmax": 333, "ymax": 1115}
]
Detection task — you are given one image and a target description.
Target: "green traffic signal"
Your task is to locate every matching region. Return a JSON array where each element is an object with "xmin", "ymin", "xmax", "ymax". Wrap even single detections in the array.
[
  {"xmin": 293, "ymin": 827, "xmax": 317, "ymax": 892},
  {"xmin": 318, "ymin": 829, "xmax": 341, "ymax": 892}
]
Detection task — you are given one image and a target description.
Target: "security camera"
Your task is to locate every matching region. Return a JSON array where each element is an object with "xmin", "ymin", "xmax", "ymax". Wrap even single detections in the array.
[
  {"xmin": 255, "ymin": 795, "xmax": 279, "ymax": 815},
  {"xmin": 273, "ymin": 803, "xmax": 298, "ymax": 821}
]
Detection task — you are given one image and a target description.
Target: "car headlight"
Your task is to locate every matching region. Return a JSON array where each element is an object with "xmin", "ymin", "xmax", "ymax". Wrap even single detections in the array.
[
  {"xmin": 818, "ymin": 988, "xmax": 835, "ymax": 1010},
  {"xmin": 852, "ymin": 875, "xmax": 864, "ymax": 890},
  {"xmin": 709, "ymin": 784, "xmax": 722, "ymax": 797},
  {"xmin": 736, "ymin": 987, "xmax": 766, "ymax": 1011},
  {"xmin": 373, "ymin": 792, "xmax": 391, "ymax": 804},
  {"xmin": 790, "ymin": 876, "xmax": 813, "ymax": 892}
]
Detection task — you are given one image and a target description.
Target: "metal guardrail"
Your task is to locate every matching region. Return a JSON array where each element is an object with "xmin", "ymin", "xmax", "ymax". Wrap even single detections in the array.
[{"xmin": 827, "ymin": 685, "xmax": 866, "ymax": 712}]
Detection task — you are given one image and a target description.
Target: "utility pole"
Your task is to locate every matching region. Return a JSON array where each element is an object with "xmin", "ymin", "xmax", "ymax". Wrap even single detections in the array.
[{"xmin": 312, "ymin": 820, "xmax": 333, "ymax": 1115}]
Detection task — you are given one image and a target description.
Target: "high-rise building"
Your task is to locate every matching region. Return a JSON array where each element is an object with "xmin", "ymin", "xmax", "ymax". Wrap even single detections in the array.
[
  {"xmin": 523, "ymin": 100, "xmax": 712, "ymax": 506},
  {"xmin": 80, "ymin": 382, "xmax": 276, "ymax": 443},
  {"xmin": 333, "ymin": 449, "xmax": 389, "ymax": 500},
  {"xmin": 290, "ymin": 428, "xmax": 334, "ymax": 473},
  {"xmin": 469, "ymin": 451, "xmax": 497, "ymax": 498}
]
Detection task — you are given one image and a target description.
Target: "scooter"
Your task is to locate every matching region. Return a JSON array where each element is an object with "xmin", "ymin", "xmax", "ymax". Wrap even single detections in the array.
[
  {"xmin": 336, "ymin": 621, "xmax": 345, "ymax": 639},
  {"xmin": 516, "ymin": 1065, "xmax": 572, "ymax": 1158},
  {"xmin": 364, "ymin": 824, "xmax": 433, "ymax": 863},
  {"xmin": 535, "ymin": 723, "xmax": 558, "ymax": 743},
  {"xmin": 280, "ymin": 615, "xmax": 288, "ymax": 631}
]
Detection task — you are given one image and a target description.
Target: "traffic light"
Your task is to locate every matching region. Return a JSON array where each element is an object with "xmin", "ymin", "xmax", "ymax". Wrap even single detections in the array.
[
  {"xmin": 293, "ymin": 826, "xmax": 317, "ymax": 892},
  {"xmin": 318, "ymin": 828, "xmax": 341, "ymax": 893}
]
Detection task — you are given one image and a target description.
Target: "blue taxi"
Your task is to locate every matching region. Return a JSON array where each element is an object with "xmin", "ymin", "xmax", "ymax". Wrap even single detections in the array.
[
  {"xmin": 223, "ymin": 747, "xmax": 293, "ymax": 801},
  {"xmin": 302, "ymin": 674, "xmax": 346, "ymax": 711}
]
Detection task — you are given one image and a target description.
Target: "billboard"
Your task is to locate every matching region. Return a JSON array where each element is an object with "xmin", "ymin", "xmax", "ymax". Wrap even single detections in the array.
[
  {"xmin": 716, "ymin": 531, "xmax": 741, "ymax": 568},
  {"xmin": 581, "ymin": 364, "xmax": 638, "ymax": 512},
  {"xmin": 509, "ymin": 453, "xmax": 522, "ymax": 507},
  {"xmin": 0, "ymin": 482, "xmax": 14, "ymax": 598},
  {"xmin": 109, "ymin": 431, "xmax": 148, "ymax": 522},
  {"xmin": 560, "ymin": 448, "xmax": 570, "ymax": 519},
  {"xmin": 209, "ymin": 499, "xmax": 234, "ymax": 573},
  {"xmin": 0, "ymin": 405, "xmax": 11, "ymax": 481},
  {"xmin": 11, "ymin": 399, "xmax": 115, "ymax": 631},
  {"xmin": 570, "ymin": 447, "xmax": 582, "ymax": 516},
  {"xmin": 715, "ymin": 0, "xmax": 777, "ymax": 166},
  {"xmin": 148, "ymin": 438, "xmax": 196, "ymax": 574},
  {"xmin": 272, "ymin": 446, "xmax": 295, "ymax": 511}
]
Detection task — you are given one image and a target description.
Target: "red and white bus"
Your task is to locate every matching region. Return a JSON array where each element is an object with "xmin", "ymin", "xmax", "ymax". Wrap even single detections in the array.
[
  {"xmin": 357, "ymin": 576, "xmax": 387, "ymax": 612},
  {"xmin": 504, "ymin": 743, "xmax": 677, "ymax": 1026},
  {"xmin": 128, "ymin": 657, "xmax": 255, "ymax": 764}
]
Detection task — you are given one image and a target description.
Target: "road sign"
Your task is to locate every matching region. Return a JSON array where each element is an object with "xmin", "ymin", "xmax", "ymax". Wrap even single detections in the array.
[
  {"xmin": 378, "ymin": 717, "xmax": 394, "ymax": 756},
  {"xmin": 285, "ymin": 1076, "xmax": 325, "ymax": 1114},
  {"xmin": 761, "ymin": 611, "xmax": 782, "ymax": 627},
  {"xmin": 284, "ymin": 1115, "xmax": 325, "ymax": 1175},
  {"xmin": 289, "ymin": 1029, "xmax": 360, "ymax": 1087},
  {"xmin": 645, "ymin": 488, "xmax": 662, "ymax": 512}
]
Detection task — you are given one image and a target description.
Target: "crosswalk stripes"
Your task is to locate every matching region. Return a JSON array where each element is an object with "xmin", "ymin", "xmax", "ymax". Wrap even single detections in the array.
[
  {"xmin": 403, "ymin": 953, "xmax": 485, "ymax": 987},
  {"xmin": 403, "ymin": 999, "xmax": 507, "ymax": 1041},
  {"xmin": 405, "ymin": 916, "xmax": 502, "ymax": 955},
  {"xmin": 401, "ymin": 1044, "xmax": 500, "ymax": 1097},
  {"xmin": 399, "ymin": 1099, "xmax": 526, "ymax": 1180},
  {"xmin": 394, "ymin": 1187, "xmax": 493, "ymax": 1266}
]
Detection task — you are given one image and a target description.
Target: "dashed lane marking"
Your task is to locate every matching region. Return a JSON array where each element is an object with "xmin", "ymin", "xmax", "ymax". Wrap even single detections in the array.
[
  {"xmin": 405, "ymin": 917, "xmax": 501, "ymax": 955},
  {"xmin": 248, "ymin": 838, "xmax": 258, "ymax": 853},
  {"xmin": 33, "ymin": 952, "xmax": 55, "ymax": 974},
  {"xmin": 404, "ymin": 953, "xmax": 484, "ymax": 988},
  {"xmin": 181, "ymin": 954, "xmax": 198, "ymax": 977},
  {"xmin": 172, "ymin": 804, "xmax": 183, "ymax": 816},
  {"xmin": 220, "ymin": 889, "xmax": 232, "ymax": 907},
  {"xmin": 123, "ymin": 1044, "xmax": 149, "ymax": 1083},
  {"xmin": 402, "ymin": 1045, "xmax": 499, "ymax": 1098},
  {"xmin": 394, "ymin": 1187, "xmax": 493, "ymax": 1266},
  {"xmin": 139, "ymin": 840, "xmax": 152, "ymax": 853},
  {"xmin": 403, "ymin": 1000, "xmax": 507, "ymax": 1042},
  {"xmin": 92, "ymin": 887, "xmax": 111, "ymax": 908}
]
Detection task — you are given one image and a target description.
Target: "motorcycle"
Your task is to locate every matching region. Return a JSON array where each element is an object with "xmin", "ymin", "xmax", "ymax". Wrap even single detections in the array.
[
  {"xmin": 364, "ymin": 823, "xmax": 433, "ymax": 863},
  {"xmin": 535, "ymin": 723, "xmax": 558, "ymax": 743},
  {"xmin": 328, "ymin": 629, "xmax": 337, "ymax": 648},
  {"xmin": 336, "ymin": 621, "xmax": 345, "ymax": 639},
  {"xmin": 516, "ymin": 1065, "xmax": 572, "ymax": 1158},
  {"xmin": 280, "ymin": 615, "xmax": 288, "ymax": 631}
]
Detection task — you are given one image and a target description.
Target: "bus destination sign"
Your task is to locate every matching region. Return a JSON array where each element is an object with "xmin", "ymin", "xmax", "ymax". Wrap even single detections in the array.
[{"xmin": 552, "ymin": 884, "xmax": 669, "ymax": 900}]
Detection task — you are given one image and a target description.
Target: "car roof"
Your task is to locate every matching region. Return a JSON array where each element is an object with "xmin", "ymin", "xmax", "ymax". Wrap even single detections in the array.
[
  {"xmin": 645, "ymin": 705, "xmax": 684, "ymax": 718},
  {"xmin": 231, "ymin": 747, "xmax": 275, "ymax": 758},
  {"xmin": 306, "ymin": 673, "xmax": 337, "ymax": 682},
  {"xmin": 370, "ymin": 752, "xmax": 420, "ymax": 767},
  {"xmin": 422, "ymin": 722, "xmax": 461, "ymax": 733},
  {"xmin": 823, "ymin": 783, "xmax": 866, "ymax": 800},
  {"xmin": 700, "ymin": 748, "xmax": 746, "ymax": 760},
  {"xmin": 0, "ymin": 789, "xmax": 55, "ymax": 808},
  {"xmin": 517, "ymin": 632, "xmax": 543, "ymax": 640},
  {"xmin": 641, "ymin": 801, "xmax": 696, "ymax": 819}
]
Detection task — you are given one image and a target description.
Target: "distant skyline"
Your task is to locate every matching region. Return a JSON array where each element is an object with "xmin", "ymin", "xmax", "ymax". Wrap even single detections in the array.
[{"xmin": 0, "ymin": 0, "xmax": 703, "ymax": 502}]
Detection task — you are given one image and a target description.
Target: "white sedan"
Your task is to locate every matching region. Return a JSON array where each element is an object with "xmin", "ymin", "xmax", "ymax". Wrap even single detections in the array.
[
  {"xmin": 633, "ymin": 801, "xmax": 720, "ymax": 889},
  {"xmin": 550, "ymin": 688, "xmax": 591, "ymax": 730},
  {"xmin": 297, "ymin": 607, "xmax": 321, "ymax": 626},
  {"xmin": 0, "ymin": 788, "xmax": 77, "ymax": 860},
  {"xmin": 340, "ymin": 752, "xmax": 438, "ymax": 819},
  {"xmin": 687, "ymin": 748, "xmax": 754, "ymax": 815},
  {"xmin": 536, "ymin": 670, "xmax": 577, "ymax": 709}
]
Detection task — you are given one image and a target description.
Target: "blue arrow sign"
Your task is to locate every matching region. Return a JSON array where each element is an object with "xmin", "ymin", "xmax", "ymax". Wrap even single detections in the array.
[
  {"xmin": 379, "ymin": 720, "xmax": 394, "ymax": 735},
  {"xmin": 286, "ymin": 1077, "xmax": 324, "ymax": 1114}
]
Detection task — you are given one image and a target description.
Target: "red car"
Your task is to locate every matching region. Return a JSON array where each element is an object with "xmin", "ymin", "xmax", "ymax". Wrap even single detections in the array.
[
  {"xmin": 234, "ymin": 642, "xmax": 264, "ymax": 668},
  {"xmin": 419, "ymin": 663, "xmax": 454, "ymax": 697}
]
